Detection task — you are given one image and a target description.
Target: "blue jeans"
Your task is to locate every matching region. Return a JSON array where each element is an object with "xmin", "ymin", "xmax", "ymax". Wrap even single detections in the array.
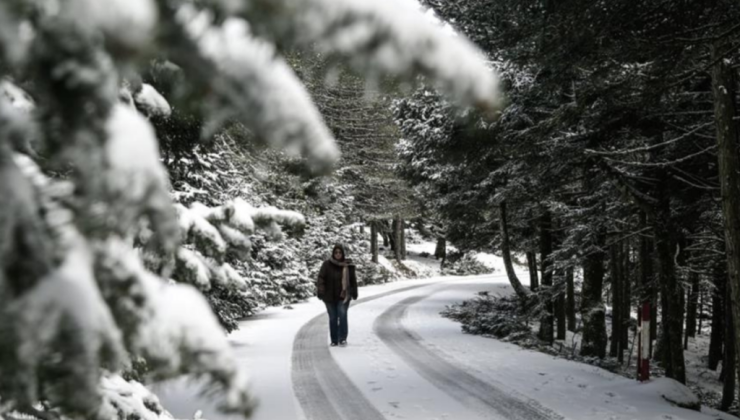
[{"xmin": 325, "ymin": 300, "xmax": 350, "ymax": 344}]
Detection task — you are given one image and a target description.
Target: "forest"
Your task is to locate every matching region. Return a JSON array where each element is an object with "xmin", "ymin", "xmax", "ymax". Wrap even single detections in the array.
[{"xmin": 1, "ymin": 0, "xmax": 740, "ymax": 419}]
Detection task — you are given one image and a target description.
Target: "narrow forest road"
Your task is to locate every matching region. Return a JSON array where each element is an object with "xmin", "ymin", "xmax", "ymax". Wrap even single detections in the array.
[{"xmin": 155, "ymin": 273, "xmax": 737, "ymax": 420}]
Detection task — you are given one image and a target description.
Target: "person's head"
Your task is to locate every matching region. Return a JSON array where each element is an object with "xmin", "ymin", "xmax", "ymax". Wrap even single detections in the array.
[{"xmin": 331, "ymin": 244, "xmax": 345, "ymax": 261}]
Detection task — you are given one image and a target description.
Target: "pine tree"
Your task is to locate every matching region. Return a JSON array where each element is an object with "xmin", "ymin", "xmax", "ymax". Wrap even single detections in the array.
[{"xmin": 0, "ymin": 0, "xmax": 500, "ymax": 418}]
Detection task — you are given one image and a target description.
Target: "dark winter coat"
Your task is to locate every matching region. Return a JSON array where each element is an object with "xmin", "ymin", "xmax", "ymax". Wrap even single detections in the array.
[{"xmin": 317, "ymin": 259, "xmax": 358, "ymax": 303}]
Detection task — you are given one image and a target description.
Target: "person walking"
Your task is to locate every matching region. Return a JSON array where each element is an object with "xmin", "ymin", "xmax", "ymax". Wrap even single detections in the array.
[{"xmin": 316, "ymin": 244, "xmax": 358, "ymax": 347}]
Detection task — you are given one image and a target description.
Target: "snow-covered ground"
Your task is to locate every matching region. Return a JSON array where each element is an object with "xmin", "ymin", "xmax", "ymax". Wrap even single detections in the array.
[{"xmin": 153, "ymin": 256, "xmax": 735, "ymax": 420}]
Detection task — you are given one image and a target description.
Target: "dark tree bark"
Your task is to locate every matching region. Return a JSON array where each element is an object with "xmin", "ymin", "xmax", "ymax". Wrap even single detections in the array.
[
  {"xmin": 685, "ymin": 271, "xmax": 700, "ymax": 345},
  {"xmin": 556, "ymin": 271, "xmax": 566, "ymax": 340},
  {"xmin": 434, "ymin": 237, "xmax": 447, "ymax": 264},
  {"xmin": 709, "ymin": 272, "xmax": 725, "ymax": 371},
  {"xmin": 538, "ymin": 210, "xmax": 554, "ymax": 345},
  {"xmin": 610, "ymin": 243, "xmax": 623, "ymax": 360},
  {"xmin": 400, "ymin": 219, "xmax": 406, "ymax": 260},
  {"xmin": 639, "ymin": 211, "xmax": 656, "ymax": 357},
  {"xmin": 654, "ymin": 178, "xmax": 686, "ymax": 384},
  {"xmin": 721, "ymin": 278, "xmax": 736, "ymax": 411},
  {"xmin": 393, "ymin": 218, "xmax": 402, "ymax": 262},
  {"xmin": 621, "ymin": 240, "xmax": 631, "ymax": 353},
  {"xmin": 581, "ymin": 236, "xmax": 608, "ymax": 358},
  {"xmin": 699, "ymin": 288, "xmax": 705, "ymax": 336},
  {"xmin": 500, "ymin": 201, "xmax": 531, "ymax": 301},
  {"xmin": 712, "ymin": 46, "xmax": 740, "ymax": 396},
  {"xmin": 370, "ymin": 222, "xmax": 379, "ymax": 263},
  {"xmin": 580, "ymin": 159, "xmax": 608, "ymax": 358},
  {"xmin": 527, "ymin": 251, "xmax": 539, "ymax": 291},
  {"xmin": 566, "ymin": 267, "xmax": 576, "ymax": 332}
]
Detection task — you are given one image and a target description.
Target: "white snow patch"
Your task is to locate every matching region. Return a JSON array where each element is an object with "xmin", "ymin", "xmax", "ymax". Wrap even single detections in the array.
[
  {"xmin": 105, "ymin": 104, "xmax": 169, "ymax": 203},
  {"xmin": 63, "ymin": 0, "xmax": 157, "ymax": 49},
  {"xmin": 134, "ymin": 84, "xmax": 172, "ymax": 117},
  {"xmin": 0, "ymin": 79, "xmax": 34, "ymax": 112},
  {"xmin": 641, "ymin": 377, "xmax": 700, "ymax": 409}
]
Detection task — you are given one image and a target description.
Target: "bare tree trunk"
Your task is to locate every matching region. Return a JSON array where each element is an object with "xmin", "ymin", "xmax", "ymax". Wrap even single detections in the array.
[
  {"xmin": 721, "ymin": 278, "xmax": 736, "ymax": 411},
  {"xmin": 699, "ymin": 287, "xmax": 705, "ymax": 336},
  {"xmin": 538, "ymin": 210, "xmax": 554, "ymax": 344},
  {"xmin": 527, "ymin": 252, "xmax": 539, "ymax": 291},
  {"xmin": 499, "ymin": 201, "xmax": 531, "ymax": 301},
  {"xmin": 436, "ymin": 237, "xmax": 447, "ymax": 269},
  {"xmin": 580, "ymin": 159, "xmax": 607, "ymax": 358},
  {"xmin": 566, "ymin": 267, "xmax": 576, "ymax": 332},
  {"xmin": 685, "ymin": 271, "xmax": 699, "ymax": 344},
  {"xmin": 654, "ymin": 177, "xmax": 686, "ymax": 383},
  {"xmin": 434, "ymin": 237, "xmax": 447, "ymax": 263},
  {"xmin": 639, "ymin": 211, "xmax": 656, "ymax": 358},
  {"xmin": 621, "ymin": 240, "xmax": 631, "ymax": 354},
  {"xmin": 709, "ymin": 270, "xmax": 725, "ymax": 371},
  {"xmin": 581, "ymin": 239, "xmax": 608, "ymax": 358},
  {"xmin": 371, "ymin": 222, "xmax": 379, "ymax": 263},
  {"xmin": 610, "ymin": 243, "xmax": 622, "ymax": 360},
  {"xmin": 393, "ymin": 218, "xmax": 402, "ymax": 262},
  {"xmin": 556, "ymin": 271, "xmax": 566, "ymax": 340},
  {"xmin": 712, "ymin": 46, "xmax": 740, "ymax": 396},
  {"xmin": 401, "ymin": 219, "xmax": 407, "ymax": 260}
]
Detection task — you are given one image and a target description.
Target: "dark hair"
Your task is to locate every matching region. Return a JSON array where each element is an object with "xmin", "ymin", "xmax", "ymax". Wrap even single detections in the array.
[{"xmin": 332, "ymin": 244, "xmax": 346, "ymax": 260}]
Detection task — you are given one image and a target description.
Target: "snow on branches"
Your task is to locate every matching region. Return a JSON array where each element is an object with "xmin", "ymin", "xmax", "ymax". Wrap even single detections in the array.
[
  {"xmin": 0, "ymin": 0, "xmax": 501, "ymax": 418},
  {"xmin": 170, "ymin": 198, "xmax": 305, "ymax": 292},
  {"xmin": 175, "ymin": 8, "xmax": 340, "ymax": 174},
  {"xmin": 236, "ymin": 0, "xmax": 503, "ymax": 111}
]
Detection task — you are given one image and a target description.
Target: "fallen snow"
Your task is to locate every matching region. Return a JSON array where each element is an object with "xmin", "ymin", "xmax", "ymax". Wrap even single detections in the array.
[{"xmin": 153, "ymin": 257, "xmax": 734, "ymax": 420}]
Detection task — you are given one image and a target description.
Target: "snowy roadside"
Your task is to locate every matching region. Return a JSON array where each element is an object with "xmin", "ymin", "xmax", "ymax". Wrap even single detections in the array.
[{"xmin": 404, "ymin": 277, "xmax": 739, "ymax": 420}]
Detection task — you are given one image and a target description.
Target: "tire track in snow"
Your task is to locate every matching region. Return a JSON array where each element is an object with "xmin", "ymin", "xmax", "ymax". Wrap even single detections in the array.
[
  {"xmin": 374, "ymin": 292, "xmax": 564, "ymax": 420},
  {"xmin": 291, "ymin": 282, "xmax": 435, "ymax": 420}
]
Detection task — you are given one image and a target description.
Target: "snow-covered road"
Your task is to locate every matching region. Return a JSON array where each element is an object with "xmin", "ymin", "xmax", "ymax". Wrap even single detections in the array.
[{"xmin": 155, "ymin": 274, "xmax": 738, "ymax": 420}]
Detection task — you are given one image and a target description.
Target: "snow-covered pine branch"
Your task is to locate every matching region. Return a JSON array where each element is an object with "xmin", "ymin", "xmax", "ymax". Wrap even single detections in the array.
[
  {"xmin": 159, "ymin": 4, "xmax": 340, "ymax": 174},
  {"xmin": 168, "ymin": 198, "xmax": 305, "ymax": 292},
  {"xmin": 233, "ymin": 0, "xmax": 503, "ymax": 111},
  {"xmin": 0, "ymin": 0, "xmax": 503, "ymax": 417}
]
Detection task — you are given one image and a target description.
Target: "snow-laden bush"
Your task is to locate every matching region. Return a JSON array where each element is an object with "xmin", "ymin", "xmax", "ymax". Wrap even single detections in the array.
[
  {"xmin": 442, "ymin": 293, "xmax": 534, "ymax": 340},
  {"xmin": 442, "ymin": 251, "xmax": 493, "ymax": 276}
]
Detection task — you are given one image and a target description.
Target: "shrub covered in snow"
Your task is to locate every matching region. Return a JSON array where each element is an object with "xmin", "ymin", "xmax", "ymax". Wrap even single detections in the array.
[
  {"xmin": 442, "ymin": 251, "xmax": 494, "ymax": 276},
  {"xmin": 442, "ymin": 293, "xmax": 534, "ymax": 341}
]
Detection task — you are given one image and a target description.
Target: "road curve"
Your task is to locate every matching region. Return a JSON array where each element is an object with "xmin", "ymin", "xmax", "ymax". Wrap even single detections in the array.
[
  {"xmin": 374, "ymin": 292, "xmax": 564, "ymax": 420},
  {"xmin": 291, "ymin": 283, "xmax": 433, "ymax": 420}
]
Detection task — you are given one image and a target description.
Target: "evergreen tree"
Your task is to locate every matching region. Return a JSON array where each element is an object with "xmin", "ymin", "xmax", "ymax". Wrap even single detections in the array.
[{"xmin": 0, "ymin": 0, "xmax": 500, "ymax": 418}]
